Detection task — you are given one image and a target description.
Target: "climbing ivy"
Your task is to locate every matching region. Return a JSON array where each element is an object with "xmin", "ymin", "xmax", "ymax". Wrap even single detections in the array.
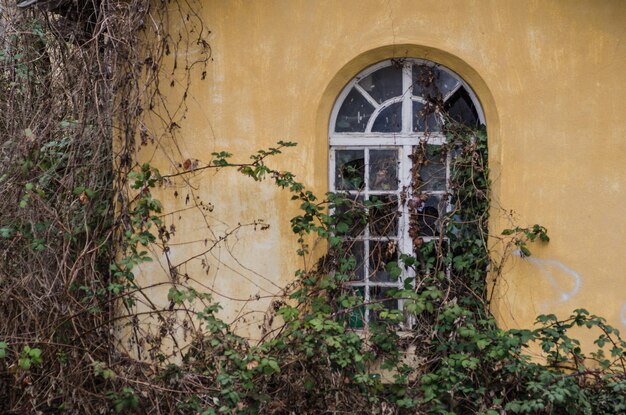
[{"xmin": 96, "ymin": 125, "xmax": 626, "ymax": 414}]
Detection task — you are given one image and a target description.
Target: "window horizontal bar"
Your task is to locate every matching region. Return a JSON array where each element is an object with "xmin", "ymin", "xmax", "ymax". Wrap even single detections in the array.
[{"xmin": 330, "ymin": 135, "xmax": 446, "ymax": 146}]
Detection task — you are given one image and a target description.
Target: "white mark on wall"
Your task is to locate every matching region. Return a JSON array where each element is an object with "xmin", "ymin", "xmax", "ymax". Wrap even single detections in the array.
[
  {"xmin": 514, "ymin": 250, "xmax": 582, "ymax": 302},
  {"xmin": 620, "ymin": 303, "xmax": 626, "ymax": 327}
]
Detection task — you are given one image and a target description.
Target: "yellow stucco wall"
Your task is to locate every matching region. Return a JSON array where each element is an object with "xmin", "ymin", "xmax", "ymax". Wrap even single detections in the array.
[{"xmin": 136, "ymin": 0, "xmax": 626, "ymax": 343}]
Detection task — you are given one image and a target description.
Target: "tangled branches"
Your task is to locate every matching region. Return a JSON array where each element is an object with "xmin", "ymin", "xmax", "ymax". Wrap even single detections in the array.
[{"xmin": 0, "ymin": 1, "xmax": 211, "ymax": 413}]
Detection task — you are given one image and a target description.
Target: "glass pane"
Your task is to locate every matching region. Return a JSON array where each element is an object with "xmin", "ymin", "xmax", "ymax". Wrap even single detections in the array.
[
  {"xmin": 369, "ymin": 240, "xmax": 398, "ymax": 282},
  {"xmin": 415, "ymin": 194, "xmax": 447, "ymax": 236},
  {"xmin": 335, "ymin": 150, "xmax": 364, "ymax": 190},
  {"xmin": 333, "ymin": 195, "xmax": 365, "ymax": 237},
  {"xmin": 345, "ymin": 286, "xmax": 365, "ymax": 329},
  {"xmin": 435, "ymin": 70, "xmax": 460, "ymax": 98},
  {"xmin": 412, "ymin": 65, "xmax": 460, "ymax": 99},
  {"xmin": 359, "ymin": 65, "xmax": 403, "ymax": 104},
  {"xmin": 413, "ymin": 101, "xmax": 442, "ymax": 132},
  {"xmin": 369, "ymin": 286, "xmax": 399, "ymax": 323},
  {"xmin": 369, "ymin": 195, "xmax": 398, "ymax": 237},
  {"xmin": 335, "ymin": 88, "xmax": 375, "ymax": 132},
  {"xmin": 369, "ymin": 149, "xmax": 398, "ymax": 190},
  {"xmin": 416, "ymin": 239, "xmax": 449, "ymax": 275},
  {"xmin": 342, "ymin": 240, "xmax": 365, "ymax": 281},
  {"xmin": 444, "ymin": 88, "xmax": 479, "ymax": 127},
  {"xmin": 419, "ymin": 145, "xmax": 446, "ymax": 191},
  {"xmin": 372, "ymin": 102, "xmax": 402, "ymax": 133},
  {"xmin": 412, "ymin": 64, "xmax": 437, "ymax": 98}
]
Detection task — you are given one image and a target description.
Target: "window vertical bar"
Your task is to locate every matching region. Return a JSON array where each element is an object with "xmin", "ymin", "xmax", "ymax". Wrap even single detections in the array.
[
  {"xmin": 328, "ymin": 147, "xmax": 336, "ymax": 193},
  {"xmin": 364, "ymin": 148, "xmax": 370, "ymax": 324},
  {"xmin": 401, "ymin": 144, "xmax": 415, "ymax": 328},
  {"xmin": 402, "ymin": 63, "xmax": 412, "ymax": 134},
  {"xmin": 445, "ymin": 149, "xmax": 452, "ymax": 283},
  {"xmin": 446, "ymin": 149, "xmax": 451, "ymax": 215}
]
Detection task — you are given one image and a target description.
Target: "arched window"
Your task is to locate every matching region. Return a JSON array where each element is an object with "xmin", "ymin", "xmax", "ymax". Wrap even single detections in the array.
[{"xmin": 329, "ymin": 58, "xmax": 484, "ymax": 327}]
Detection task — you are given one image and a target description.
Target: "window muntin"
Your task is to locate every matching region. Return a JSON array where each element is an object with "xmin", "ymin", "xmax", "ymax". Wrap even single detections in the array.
[{"xmin": 329, "ymin": 59, "xmax": 484, "ymax": 327}]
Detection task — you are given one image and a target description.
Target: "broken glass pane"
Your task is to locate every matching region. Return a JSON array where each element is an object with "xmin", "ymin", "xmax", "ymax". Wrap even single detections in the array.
[
  {"xmin": 369, "ymin": 195, "xmax": 398, "ymax": 237},
  {"xmin": 372, "ymin": 102, "xmax": 402, "ymax": 133},
  {"xmin": 335, "ymin": 88, "xmax": 375, "ymax": 132},
  {"xmin": 418, "ymin": 145, "xmax": 447, "ymax": 191},
  {"xmin": 369, "ymin": 149, "xmax": 398, "ymax": 190},
  {"xmin": 413, "ymin": 101, "xmax": 442, "ymax": 132},
  {"xmin": 444, "ymin": 88, "xmax": 479, "ymax": 127},
  {"xmin": 369, "ymin": 240, "xmax": 398, "ymax": 282},
  {"xmin": 335, "ymin": 150, "xmax": 365, "ymax": 190},
  {"xmin": 359, "ymin": 65, "xmax": 403, "ymax": 104},
  {"xmin": 415, "ymin": 193, "xmax": 447, "ymax": 236}
]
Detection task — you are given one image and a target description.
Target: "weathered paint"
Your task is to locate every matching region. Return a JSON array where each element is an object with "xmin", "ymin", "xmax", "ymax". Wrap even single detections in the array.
[{"xmin": 135, "ymin": 0, "xmax": 626, "ymax": 343}]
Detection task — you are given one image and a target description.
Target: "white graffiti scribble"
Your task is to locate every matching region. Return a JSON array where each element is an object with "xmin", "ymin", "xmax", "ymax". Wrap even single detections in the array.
[{"xmin": 514, "ymin": 250, "xmax": 581, "ymax": 302}]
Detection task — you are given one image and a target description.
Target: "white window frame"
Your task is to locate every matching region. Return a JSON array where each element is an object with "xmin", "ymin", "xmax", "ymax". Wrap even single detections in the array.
[{"xmin": 329, "ymin": 59, "xmax": 485, "ymax": 327}]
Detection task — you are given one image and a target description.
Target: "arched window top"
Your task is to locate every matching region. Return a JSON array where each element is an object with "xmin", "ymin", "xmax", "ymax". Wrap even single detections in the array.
[{"xmin": 330, "ymin": 59, "xmax": 484, "ymax": 136}]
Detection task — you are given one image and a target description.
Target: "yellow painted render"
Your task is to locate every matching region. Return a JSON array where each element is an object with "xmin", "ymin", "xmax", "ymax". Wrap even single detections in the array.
[{"xmin": 132, "ymin": 0, "xmax": 626, "ymax": 344}]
